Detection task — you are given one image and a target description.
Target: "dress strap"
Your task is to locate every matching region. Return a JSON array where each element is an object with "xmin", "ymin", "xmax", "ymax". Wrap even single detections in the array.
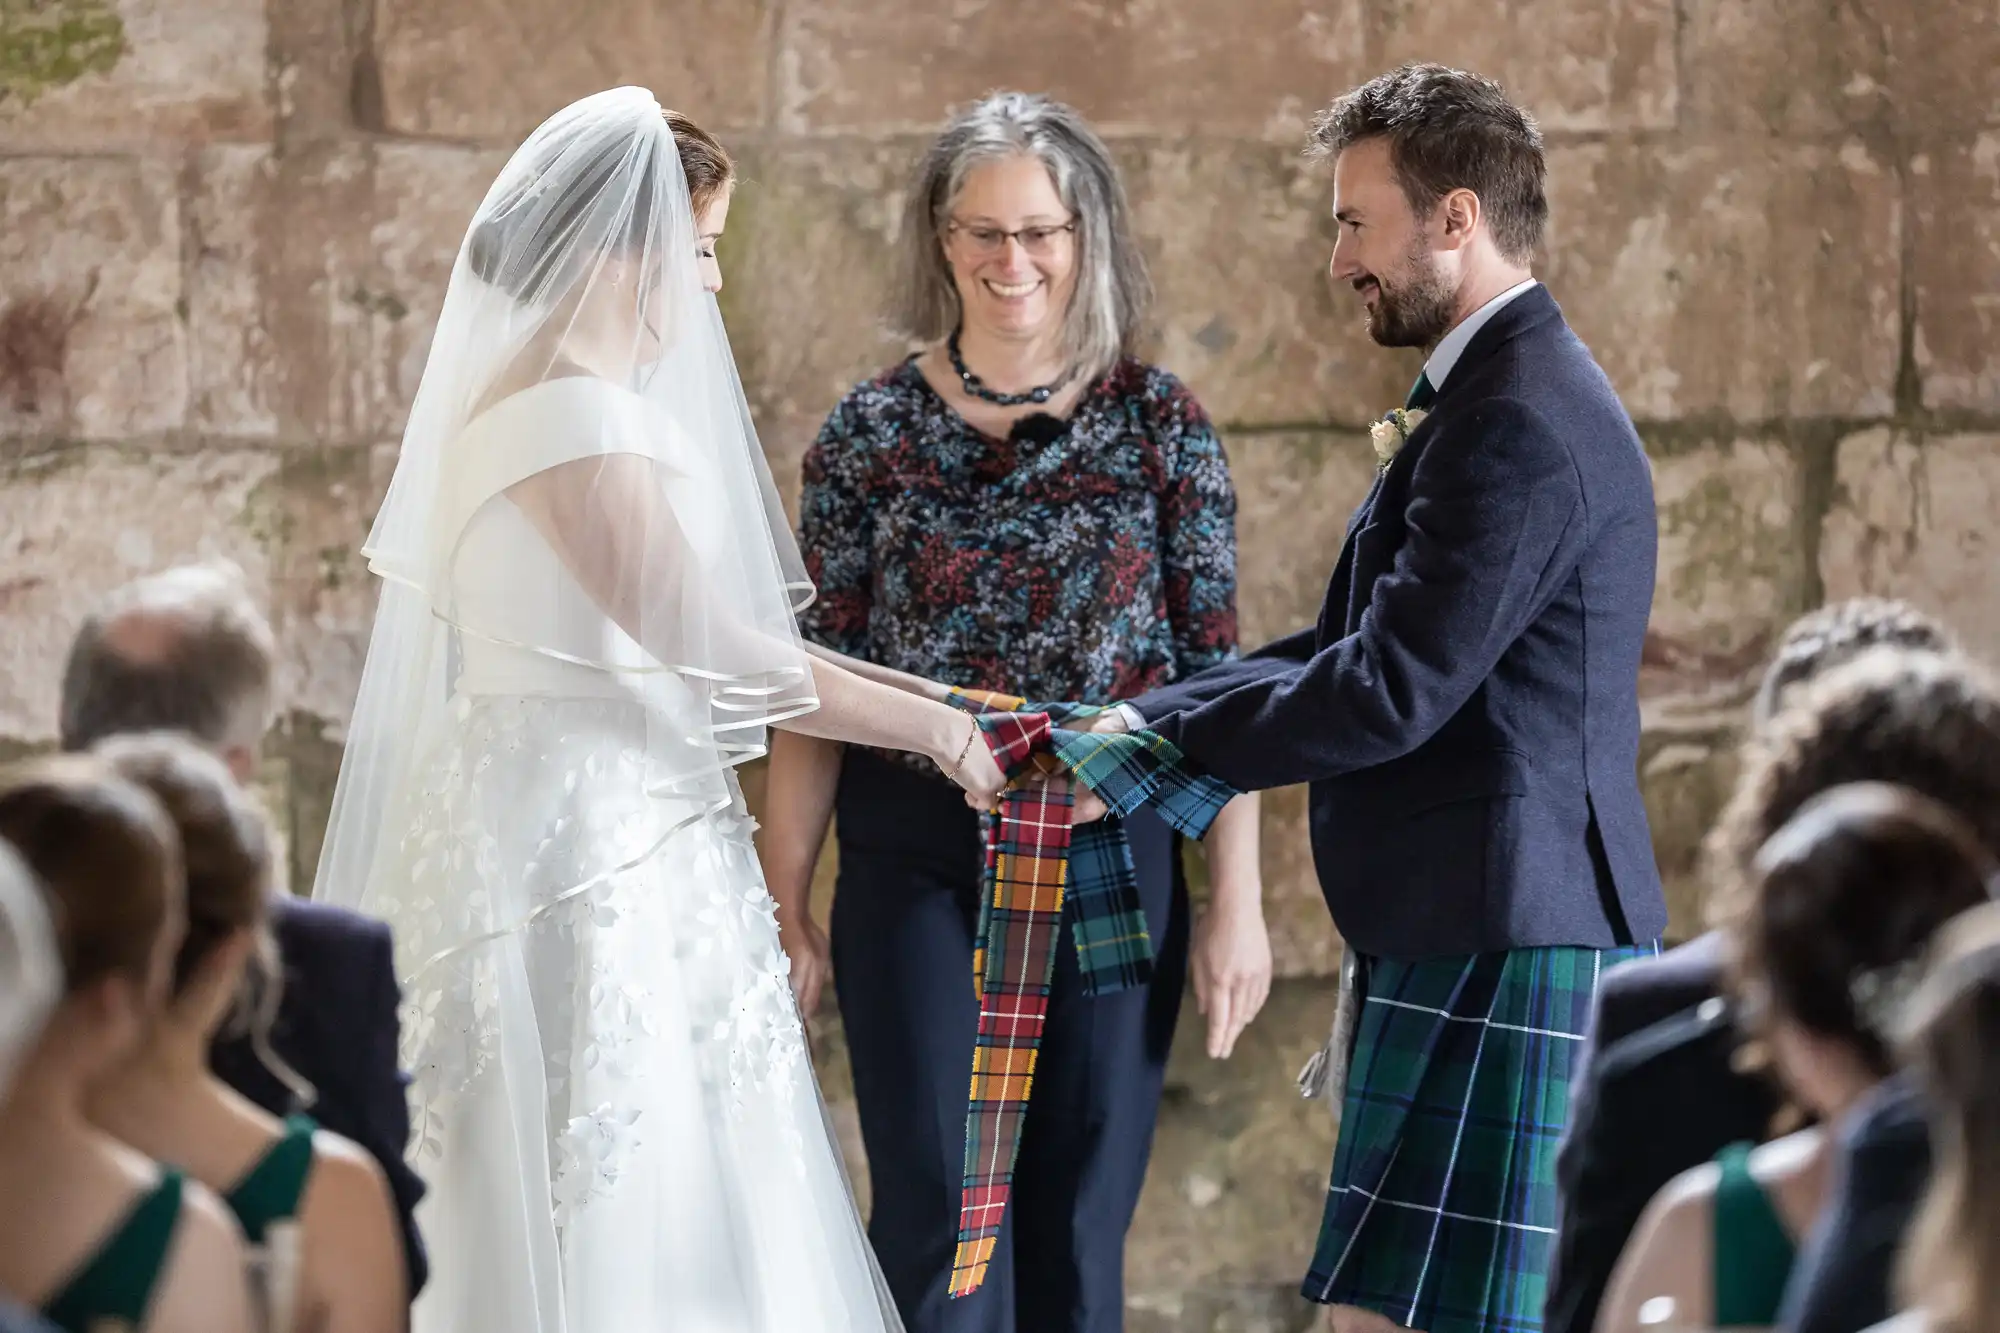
[
  {"xmin": 1710, "ymin": 1141, "xmax": 1795, "ymax": 1327},
  {"xmin": 226, "ymin": 1115, "xmax": 320, "ymax": 1244},
  {"xmin": 40, "ymin": 1169, "xmax": 184, "ymax": 1333}
]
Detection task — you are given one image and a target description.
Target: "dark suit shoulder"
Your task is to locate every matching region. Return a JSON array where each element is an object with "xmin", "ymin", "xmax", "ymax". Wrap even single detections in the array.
[
  {"xmin": 1594, "ymin": 993, "xmax": 1739, "ymax": 1084},
  {"xmin": 1843, "ymin": 1073, "xmax": 1929, "ymax": 1162},
  {"xmin": 1593, "ymin": 934, "xmax": 1726, "ymax": 1048},
  {"xmin": 270, "ymin": 895, "xmax": 394, "ymax": 960}
]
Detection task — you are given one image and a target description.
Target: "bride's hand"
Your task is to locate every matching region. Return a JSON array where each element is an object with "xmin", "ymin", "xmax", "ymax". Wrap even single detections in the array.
[{"xmin": 943, "ymin": 718, "xmax": 1007, "ymax": 809}]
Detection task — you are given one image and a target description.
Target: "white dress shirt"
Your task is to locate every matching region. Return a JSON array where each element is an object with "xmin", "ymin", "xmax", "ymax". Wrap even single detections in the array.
[
  {"xmin": 1114, "ymin": 279, "xmax": 1543, "ymax": 732},
  {"xmin": 1419, "ymin": 277, "xmax": 1539, "ymax": 392}
]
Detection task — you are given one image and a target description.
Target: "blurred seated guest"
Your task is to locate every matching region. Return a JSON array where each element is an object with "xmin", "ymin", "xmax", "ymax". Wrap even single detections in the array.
[
  {"xmin": 1598, "ymin": 781, "xmax": 1996, "ymax": 1332},
  {"xmin": 762, "ymin": 90, "xmax": 1265, "ymax": 1333},
  {"xmin": 0, "ymin": 841, "xmax": 63, "ymax": 1333},
  {"xmin": 58, "ymin": 560, "xmax": 427, "ymax": 1294},
  {"xmin": 1548, "ymin": 598, "xmax": 1955, "ymax": 1333},
  {"xmin": 0, "ymin": 758, "xmax": 253, "ymax": 1333},
  {"xmin": 89, "ymin": 734, "xmax": 407, "ymax": 1332},
  {"xmin": 1860, "ymin": 901, "xmax": 2000, "ymax": 1333},
  {"xmin": 1777, "ymin": 1074, "xmax": 1931, "ymax": 1333}
]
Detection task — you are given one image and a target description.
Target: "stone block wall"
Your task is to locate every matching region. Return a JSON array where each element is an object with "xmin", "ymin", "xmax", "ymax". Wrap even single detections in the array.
[{"xmin": 3, "ymin": 0, "xmax": 1997, "ymax": 1325}]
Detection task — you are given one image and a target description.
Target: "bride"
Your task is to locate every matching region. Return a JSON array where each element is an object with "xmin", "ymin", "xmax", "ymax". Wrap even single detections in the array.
[{"xmin": 312, "ymin": 88, "xmax": 1004, "ymax": 1332}]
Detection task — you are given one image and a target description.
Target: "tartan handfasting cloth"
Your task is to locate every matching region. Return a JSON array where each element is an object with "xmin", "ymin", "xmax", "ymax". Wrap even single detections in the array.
[
  {"xmin": 1303, "ymin": 943, "xmax": 1657, "ymax": 1333},
  {"xmin": 944, "ymin": 687, "xmax": 1236, "ymax": 1297}
]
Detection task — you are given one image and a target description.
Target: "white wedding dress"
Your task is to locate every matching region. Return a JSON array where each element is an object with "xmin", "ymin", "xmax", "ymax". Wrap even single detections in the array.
[
  {"xmin": 361, "ymin": 378, "xmax": 898, "ymax": 1332},
  {"xmin": 314, "ymin": 88, "xmax": 902, "ymax": 1332}
]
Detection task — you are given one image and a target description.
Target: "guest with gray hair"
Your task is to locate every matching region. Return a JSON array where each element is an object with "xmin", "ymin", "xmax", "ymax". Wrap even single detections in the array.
[
  {"xmin": 60, "ymin": 562, "xmax": 275, "ymax": 779},
  {"xmin": 57, "ymin": 561, "xmax": 429, "ymax": 1301},
  {"xmin": 760, "ymin": 90, "xmax": 1269, "ymax": 1332}
]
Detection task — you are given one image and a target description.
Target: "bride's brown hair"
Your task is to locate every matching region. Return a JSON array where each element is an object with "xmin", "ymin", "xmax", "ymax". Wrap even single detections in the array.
[
  {"xmin": 467, "ymin": 103, "xmax": 734, "ymax": 301},
  {"xmin": 664, "ymin": 109, "xmax": 733, "ymax": 215}
]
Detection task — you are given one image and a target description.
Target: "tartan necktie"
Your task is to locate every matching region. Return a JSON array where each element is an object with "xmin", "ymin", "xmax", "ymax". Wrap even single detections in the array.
[{"xmin": 1406, "ymin": 369, "xmax": 1438, "ymax": 412}]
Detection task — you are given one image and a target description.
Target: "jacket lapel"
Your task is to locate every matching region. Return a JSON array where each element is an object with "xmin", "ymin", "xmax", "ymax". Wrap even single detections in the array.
[{"xmin": 1318, "ymin": 285, "xmax": 1567, "ymax": 640}]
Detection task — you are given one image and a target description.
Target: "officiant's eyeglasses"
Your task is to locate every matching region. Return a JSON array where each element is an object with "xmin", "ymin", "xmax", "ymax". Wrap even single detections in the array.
[{"xmin": 947, "ymin": 218, "xmax": 1078, "ymax": 258}]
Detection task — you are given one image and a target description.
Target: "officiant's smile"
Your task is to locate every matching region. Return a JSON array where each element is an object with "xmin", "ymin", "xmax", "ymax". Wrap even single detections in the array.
[{"xmin": 942, "ymin": 152, "xmax": 1078, "ymax": 341}]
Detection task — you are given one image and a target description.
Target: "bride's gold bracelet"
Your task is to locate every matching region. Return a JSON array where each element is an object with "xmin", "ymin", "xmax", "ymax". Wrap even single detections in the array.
[{"xmin": 945, "ymin": 719, "xmax": 979, "ymax": 781}]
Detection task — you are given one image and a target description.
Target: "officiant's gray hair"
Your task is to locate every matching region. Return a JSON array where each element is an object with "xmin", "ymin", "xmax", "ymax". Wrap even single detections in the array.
[{"xmin": 893, "ymin": 92, "xmax": 1150, "ymax": 384}]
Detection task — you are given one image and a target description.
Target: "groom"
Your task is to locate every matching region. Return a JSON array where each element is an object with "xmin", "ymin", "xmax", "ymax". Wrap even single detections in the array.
[{"xmin": 1097, "ymin": 65, "xmax": 1667, "ymax": 1333}]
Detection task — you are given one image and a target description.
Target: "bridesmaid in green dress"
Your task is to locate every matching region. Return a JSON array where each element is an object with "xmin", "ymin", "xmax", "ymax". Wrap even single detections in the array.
[
  {"xmin": 1599, "ymin": 783, "xmax": 1997, "ymax": 1332},
  {"xmin": 87, "ymin": 735, "xmax": 407, "ymax": 1333},
  {"xmin": 0, "ymin": 757, "xmax": 253, "ymax": 1333}
]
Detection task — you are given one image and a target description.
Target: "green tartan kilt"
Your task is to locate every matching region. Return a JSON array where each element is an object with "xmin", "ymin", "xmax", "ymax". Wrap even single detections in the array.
[{"xmin": 1303, "ymin": 943, "xmax": 1657, "ymax": 1333}]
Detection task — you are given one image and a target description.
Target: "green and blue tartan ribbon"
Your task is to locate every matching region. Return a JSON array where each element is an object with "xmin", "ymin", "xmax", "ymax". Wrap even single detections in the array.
[{"xmin": 944, "ymin": 687, "xmax": 1237, "ymax": 1297}]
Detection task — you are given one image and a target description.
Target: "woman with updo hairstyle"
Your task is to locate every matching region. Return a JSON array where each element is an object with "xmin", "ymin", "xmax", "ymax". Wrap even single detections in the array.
[
  {"xmin": 0, "ymin": 756, "xmax": 253, "ymax": 1333},
  {"xmin": 1599, "ymin": 783, "xmax": 1997, "ymax": 1333},
  {"xmin": 88, "ymin": 733, "xmax": 405, "ymax": 1333},
  {"xmin": 1870, "ymin": 901, "xmax": 2000, "ymax": 1333}
]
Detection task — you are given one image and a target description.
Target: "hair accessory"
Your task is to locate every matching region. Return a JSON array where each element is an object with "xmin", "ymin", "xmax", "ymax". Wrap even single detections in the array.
[{"xmin": 1850, "ymin": 959, "xmax": 1925, "ymax": 1041}]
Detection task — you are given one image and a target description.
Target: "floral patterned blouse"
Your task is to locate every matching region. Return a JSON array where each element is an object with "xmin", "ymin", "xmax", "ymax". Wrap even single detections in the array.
[{"xmin": 796, "ymin": 356, "xmax": 1240, "ymax": 739}]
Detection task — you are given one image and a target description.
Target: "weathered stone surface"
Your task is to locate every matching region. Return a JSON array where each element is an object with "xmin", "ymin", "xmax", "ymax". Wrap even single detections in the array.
[
  {"xmin": 1227, "ymin": 430, "xmax": 1376, "ymax": 646},
  {"xmin": 187, "ymin": 143, "xmax": 504, "ymax": 442},
  {"xmin": 1373, "ymin": 0, "xmax": 1676, "ymax": 133},
  {"xmin": 0, "ymin": 0, "xmax": 269, "ymax": 149},
  {"xmin": 268, "ymin": 0, "xmax": 358, "ymax": 143},
  {"xmin": 1545, "ymin": 139, "xmax": 1901, "ymax": 422},
  {"xmin": 0, "ymin": 155, "xmax": 185, "ymax": 440},
  {"xmin": 1683, "ymin": 0, "xmax": 1998, "ymax": 140},
  {"xmin": 1121, "ymin": 141, "xmax": 1408, "ymax": 428},
  {"xmin": 1128, "ymin": 1288, "xmax": 1320, "ymax": 1333},
  {"xmin": 1886, "ymin": 0, "xmax": 2000, "ymax": 137},
  {"xmin": 371, "ymin": 0, "xmax": 771, "ymax": 142},
  {"xmin": 718, "ymin": 138, "xmax": 916, "ymax": 499},
  {"xmin": 251, "ymin": 443, "xmax": 398, "ymax": 729},
  {"xmin": 1638, "ymin": 711, "xmax": 1744, "ymax": 939},
  {"xmin": 1912, "ymin": 134, "xmax": 2000, "ymax": 414},
  {"xmin": 1223, "ymin": 430, "xmax": 1372, "ymax": 976},
  {"xmin": 777, "ymin": 0, "xmax": 1365, "ymax": 138},
  {"xmin": 1125, "ymin": 975, "xmax": 1340, "ymax": 1318},
  {"xmin": 0, "ymin": 446, "xmax": 280, "ymax": 741},
  {"xmin": 1680, "ymin": 0, "xmax": 1890, "ymax": 138},
  {"xmin": 1643, "ymin": 436, "xmax": 1811, "ymax": 698},
  {"xmin": 262, "ymin": 711, "xmax": 344, "ymax": 897},
  {"xmin": 1820, "ymin": 431, "xmax": 2000, "ymax": 666},
  {"xmin": 1254, "ymin": 784, "xmax": 1340, "ymax": 979}
]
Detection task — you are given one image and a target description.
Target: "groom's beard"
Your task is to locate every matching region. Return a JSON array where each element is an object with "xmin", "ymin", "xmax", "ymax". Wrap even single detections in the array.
[{"xmin": 1364, "ymin": 245, "xmax": 1456, "ymax": 349}]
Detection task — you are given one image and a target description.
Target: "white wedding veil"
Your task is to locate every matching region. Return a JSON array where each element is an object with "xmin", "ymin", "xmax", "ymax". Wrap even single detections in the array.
[{"xmin": 312, "ymin": 86, "xmax": 817, "ymax": 917}]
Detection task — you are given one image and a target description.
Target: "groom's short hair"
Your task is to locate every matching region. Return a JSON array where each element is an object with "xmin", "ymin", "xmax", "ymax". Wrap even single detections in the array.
[{"xmin": 1310, "ymin": 63, "xmax": 1547, "ymax": 264}]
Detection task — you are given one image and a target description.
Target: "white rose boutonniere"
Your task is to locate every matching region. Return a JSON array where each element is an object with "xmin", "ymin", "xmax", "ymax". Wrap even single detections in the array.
[{"xmin": 1368, "ymin": 407, "xmax": 1429, "ymax": 470}]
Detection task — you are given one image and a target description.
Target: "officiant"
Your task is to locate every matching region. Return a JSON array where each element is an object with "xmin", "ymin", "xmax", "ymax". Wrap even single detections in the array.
[{"xmin": 757, "ymin": 90, "xmax": 1269, "ymax": 1333}]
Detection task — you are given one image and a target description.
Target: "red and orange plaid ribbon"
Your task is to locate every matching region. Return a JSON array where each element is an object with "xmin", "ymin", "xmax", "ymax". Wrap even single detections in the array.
[{"xmin": 949, "ymin": 705, "xmax": 1074, "ymax": 1297}]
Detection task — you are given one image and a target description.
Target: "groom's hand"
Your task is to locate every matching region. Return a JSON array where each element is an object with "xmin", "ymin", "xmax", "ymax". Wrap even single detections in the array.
[{"xmin": 1083, "ymin": 709, "xmax": 1130, "ymax": 735}]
